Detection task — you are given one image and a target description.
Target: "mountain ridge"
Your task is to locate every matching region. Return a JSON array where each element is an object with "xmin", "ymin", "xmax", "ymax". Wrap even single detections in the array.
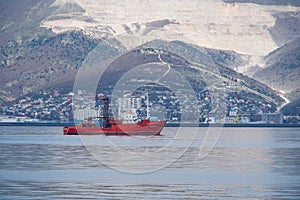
[
  {"xmin": 253, "ymin": 37, "xmax": 300, "ymax": 101},
  {"xmin": 0, "ymin": 0, "xmax": 299, "ymax": 114}
]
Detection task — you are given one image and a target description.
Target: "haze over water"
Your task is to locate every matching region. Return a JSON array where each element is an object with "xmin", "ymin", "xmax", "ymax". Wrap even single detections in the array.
[{"xmin": 0, "ymin": 126, "xmax": 299, "ymax": 199}]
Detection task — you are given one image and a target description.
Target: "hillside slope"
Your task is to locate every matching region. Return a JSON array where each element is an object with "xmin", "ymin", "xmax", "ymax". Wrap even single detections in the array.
[
  {"xmin": 0, "ymin": 31, "xmax": 101, "ymax": 102},
  {"xmin": 95, "ymin": 40, "xmax": 285, "ymax": 107},
  {"xmin": 253, "ymin": 37, "xmax": 300, "ymax": 101}
]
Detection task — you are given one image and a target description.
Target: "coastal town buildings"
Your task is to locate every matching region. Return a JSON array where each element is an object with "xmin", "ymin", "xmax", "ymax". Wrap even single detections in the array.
[{"xmin": 0, "ymin": 89, "xmax": 297, "ymax": 124}]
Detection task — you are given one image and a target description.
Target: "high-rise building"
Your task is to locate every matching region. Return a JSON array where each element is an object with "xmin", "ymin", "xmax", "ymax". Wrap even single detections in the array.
[{"xmin": 118, "ymin": 97, "xmax": 142, "ymax": 122}]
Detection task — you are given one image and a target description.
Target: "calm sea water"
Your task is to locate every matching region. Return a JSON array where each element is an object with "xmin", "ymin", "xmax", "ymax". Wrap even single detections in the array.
[{"xmin": 0, "ymin": 126, "xmax": 299, "ymax": 199}]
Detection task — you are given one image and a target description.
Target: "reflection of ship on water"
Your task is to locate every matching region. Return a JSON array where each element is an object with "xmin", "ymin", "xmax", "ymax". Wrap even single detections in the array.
[{"xmin": 63, "ymin": 95, "xmax": 166, "ymax": 136}]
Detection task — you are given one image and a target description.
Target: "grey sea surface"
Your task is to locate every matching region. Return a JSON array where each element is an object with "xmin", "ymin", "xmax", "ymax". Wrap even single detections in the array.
[{"xmin": 0, "ymin": 126, "xmax": 299, "ymax": 199}]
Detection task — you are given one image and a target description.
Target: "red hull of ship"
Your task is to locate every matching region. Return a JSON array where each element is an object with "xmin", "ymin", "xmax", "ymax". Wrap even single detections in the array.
[{"xmin": 63, "ymin": 120, "xmax": 166, "ymax": 136}]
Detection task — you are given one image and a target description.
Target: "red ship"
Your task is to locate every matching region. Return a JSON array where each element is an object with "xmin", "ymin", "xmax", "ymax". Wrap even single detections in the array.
[{"xmin": 63, "ymin": 96, "xmax": 166, "ymax": 136}]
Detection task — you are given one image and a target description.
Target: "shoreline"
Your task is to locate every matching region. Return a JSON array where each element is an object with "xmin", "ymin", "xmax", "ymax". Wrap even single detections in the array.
[{"xmin": 0, "ymin": 122, "xmax": 300, "ymax": 128}]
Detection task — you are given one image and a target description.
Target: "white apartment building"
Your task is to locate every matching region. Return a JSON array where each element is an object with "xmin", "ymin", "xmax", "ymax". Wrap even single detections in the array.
[{"xmin": 118, "ymin": 97, "xmax": 142, "ymax": 122}]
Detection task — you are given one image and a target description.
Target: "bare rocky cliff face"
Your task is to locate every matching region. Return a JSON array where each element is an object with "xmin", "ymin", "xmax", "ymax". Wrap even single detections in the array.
[
  {"xmin": 41, "ymin": 0, "xmax": 299, "ymax": 56},
  {"xmin": 0, "ymin": 0, "xmax": 299, "ymax": 107}
]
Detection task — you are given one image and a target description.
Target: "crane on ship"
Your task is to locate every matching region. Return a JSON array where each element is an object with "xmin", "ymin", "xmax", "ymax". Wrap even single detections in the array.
[{"xmin": 79, "ymin": 95, "xmax": 110, "ymax": 127}]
